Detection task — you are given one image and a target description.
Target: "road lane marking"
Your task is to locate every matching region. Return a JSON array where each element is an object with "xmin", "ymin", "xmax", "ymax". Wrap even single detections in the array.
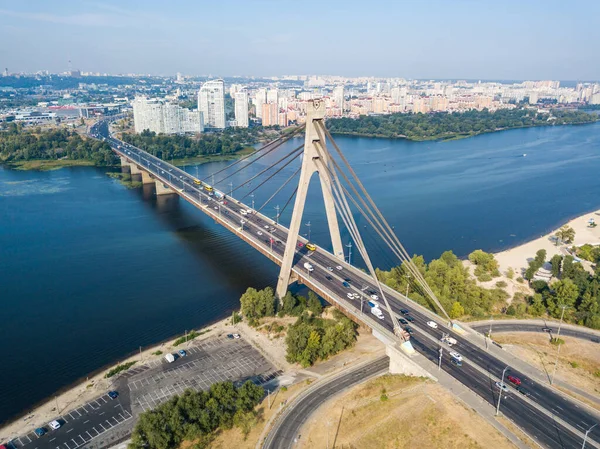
[{"xmin": 114, "ymin": 404, "xmax": 120, "ymax": 408}]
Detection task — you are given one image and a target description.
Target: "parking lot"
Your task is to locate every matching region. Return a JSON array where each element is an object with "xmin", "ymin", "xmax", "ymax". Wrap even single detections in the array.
[{"xmin": 8, "ymin": 335, "xmax": 280, "ymax": 449}]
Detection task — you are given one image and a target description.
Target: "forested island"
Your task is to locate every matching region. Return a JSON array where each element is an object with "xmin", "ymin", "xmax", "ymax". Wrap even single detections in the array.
[
  {"xmin": 0, "ymin": 122, "xmax": 117, "ymax": 170},
  {"xmin": 326, "ymin": 108, "xmax": 599, "ymax": 141}
]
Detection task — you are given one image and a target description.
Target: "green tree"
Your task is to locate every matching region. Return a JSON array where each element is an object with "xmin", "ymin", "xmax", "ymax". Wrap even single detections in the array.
[
  {"xmin": 555, "ymin": 225, "xmax": 576, "ymax": 244},
  {"xmin": 449, "ymin": 301, "xmax": 465, "ymax": 319},
  {"xmin": 534, "ymin": 249, "xmax": 547, "ymax": 265},
  {"xmin": 550, "ymin": 254, "xmax": 563, "ymax": 278},
  {"xmin": 299, "ymin": 330, "xmax": 321, "ymax": 367},
  {"xmin": 307, "ymin": 291, "xmax": 323, "ymax": 316},
  {"xmin": 549, "ymin": 279, "xmax": 579, "ymax": 317}
]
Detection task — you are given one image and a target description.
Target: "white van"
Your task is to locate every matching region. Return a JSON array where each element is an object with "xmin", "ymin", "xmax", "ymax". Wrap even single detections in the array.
[
  {"xmin": 303, "ymin": 262, "xmax": 314, "ymax": 272},
  {"xmin": 370, "ymin": 307, "xmax": 384, "ymax": 320},
  {"xmin": 164, "ymin": 353, "xmax": 175, "ymax": 363}
]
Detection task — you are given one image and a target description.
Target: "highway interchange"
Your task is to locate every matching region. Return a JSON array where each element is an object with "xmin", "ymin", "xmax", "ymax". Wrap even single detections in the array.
[{"xmin": 90, "ymin": 119, "xmax": 600, "ymax": 448}]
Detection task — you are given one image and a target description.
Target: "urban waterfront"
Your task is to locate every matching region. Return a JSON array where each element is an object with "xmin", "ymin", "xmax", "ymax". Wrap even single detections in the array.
[{"xmin": 1, "ymin": 122, "xmax": 600, "ymax": 425}]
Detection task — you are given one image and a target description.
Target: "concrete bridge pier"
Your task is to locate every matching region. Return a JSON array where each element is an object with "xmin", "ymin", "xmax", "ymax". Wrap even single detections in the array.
[
  {"xmin": 155, "ymin": 180, "xmax": 175, "ymax": 195},
  {"xmin": 119, "ymin": 156, "xmax": 131, "ymax": 172},
  {"xmin": 129, "ymin": 164, "xmax": 142, "ymax": 175},
  {"xmin": 141, "ymin": 171, "xmax": 154, "ymax": 184},
  {"xmin": 386, "ymin": 344, "xmax": 437, "ymax": 380}
]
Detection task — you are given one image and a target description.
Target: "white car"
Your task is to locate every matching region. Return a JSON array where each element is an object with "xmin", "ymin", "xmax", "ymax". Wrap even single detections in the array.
[
  {"xmin": 495, "ymin": 382, "xmax": 509, "ymax": 392},
  {"xmin": 450, "ymin": 352, "xmax": 462, "ymax": 362},
  {"xmin": 264, "ymin": 225, "xmax": 269, "ymax": 229},
  {"xmin": 326, "ymin": 267, "xmax": 333, "ymax": 272},
  {"xmin": 352, "ymin": 293, "xmax": 360, "ymax": 299},
  {"xmin": 257, "ymin": 231, "xmax": 263, "ymax": 236},
  {"xmin": 371, "ymin": 307, "xmax": 384, "ymax": 320},
  {"xmin": 213, "ymin": 206, "xmax": 218, "ymax": 210},
  {"xmin": 335, "ymin": 266, "xmax": 343, "ymax": 271},
  {"xmin": 370, "ymin": 294, "xmax": 379, "ymax": 300},
  {"xmin": 426, "ymin": 321, "xmax": 438, "ymax": 329},
  {"xmin": 347, "ymin": 293, "xmax": 354, "ymax": 300},
  {"xmin": 233, "ymin": 333, "xmax": 240, "ymax": 339},
  {"xmin": 49, "ymin": 420, "xmax": 61, "ymax": 430},
  {"xmin": 240, "ymin": 210, "xmax": 247, "ymax": 215}
]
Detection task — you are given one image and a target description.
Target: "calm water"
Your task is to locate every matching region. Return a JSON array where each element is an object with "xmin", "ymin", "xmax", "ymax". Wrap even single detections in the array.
[{"xmin": 1, "ymin": 123, "xmax": 599, "ymax": 424}]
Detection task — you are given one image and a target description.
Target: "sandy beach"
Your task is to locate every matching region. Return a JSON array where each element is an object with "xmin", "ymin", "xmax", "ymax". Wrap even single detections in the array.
[{"xmin": 494, "ymin": 209, "xmax": 600, "ymax": 277}]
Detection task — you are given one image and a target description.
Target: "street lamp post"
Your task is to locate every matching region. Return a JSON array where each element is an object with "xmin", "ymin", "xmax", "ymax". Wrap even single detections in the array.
[
  {"xmin": 438, "ymin": 347, "xmax": 443, "ymax": 371},
  {"xmin": 346, "ymin": 241, "xmax": 353, "ymax": 265},
  {"xmin": 551, "ymin": 342, "xmax": 563, "ymax": 385},
  {"xmin": 251, "ymin": 193, "xmax": 255, "ymax": 210},
  {"xmin": 556, "ymin": 305, "xmax": 569, "ymax": 339},
  {"xmin": 496, "ymin": 366, "xmax": 510, "ymax": 416},
  {"xmin": 275, "ymin": 205, "xmax": 280, "ymax": 225},
  {"xmin": 305, "ymin": 221, "xmax": 311, "ymax": 241},
  {"xmin": 582, "ymin": 423, "xmax": 598, "ymax": 449},
  {"xmin": 361, "ymin": 286, "xmax": 367, "ymax": 314},
  {"xmin": 405, "ymin": 273, "xmax": 410, "ymax": 298}
]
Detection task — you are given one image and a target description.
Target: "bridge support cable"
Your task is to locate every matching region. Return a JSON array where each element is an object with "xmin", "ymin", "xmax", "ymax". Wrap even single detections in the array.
[
  {"xmin": 211, "ymin": 135, "xmax": 303, "ymax": 187},
  {"xmin": 313, "ymin": 139, "xmax": 404, "ymax": 338},
  {"xmin": 201, "ymin": 124, "xmax": 305, "ymax": 183},
  {"xmin": 228, "ymin": 144, "xmax": 304, "ymax": 196},
  {"xmin": 278, "ymin": 185, "xmax": 299, "ymax": 218},
  {"xmin": 238, "ymin": 151, "xmax": 303, "ymax": 203},
  {"xmin": 318, "ymin": 122, "xmax": 452, "ymax": 323},
  {"xmin": 255, "ymin": 167, "xmax": 302, "ymax": 215}
]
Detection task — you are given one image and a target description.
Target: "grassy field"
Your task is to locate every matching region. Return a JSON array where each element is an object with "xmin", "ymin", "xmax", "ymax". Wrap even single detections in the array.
[{"xmin": 6, "ymin": 159, "xmax": 98, "ymax": 171}]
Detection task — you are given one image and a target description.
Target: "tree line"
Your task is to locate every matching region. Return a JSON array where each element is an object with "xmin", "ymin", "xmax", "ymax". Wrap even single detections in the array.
[
  {"xmin": 120, "ymin": 126, "xmax": 278, "ymax": 161},
  {"xmin": 0, "ymin": 122, "xmax": 117, "ymax": 165},
  {"xmin": 326, "ymin": 108, "xmax": 599, "ymax": 141},
  {"xmin": 239, "ymin": 287, "xmax": 358, "ymax": 367},
  {"xmin": 129, "ymin": 380, "xmax": 264, "ymax": 449}
]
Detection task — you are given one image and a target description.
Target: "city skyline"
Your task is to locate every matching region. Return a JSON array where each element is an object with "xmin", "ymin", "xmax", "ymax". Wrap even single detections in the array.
[{"xmin": 1, "ymin": 0, "xmax": 599, "ymax": 80}]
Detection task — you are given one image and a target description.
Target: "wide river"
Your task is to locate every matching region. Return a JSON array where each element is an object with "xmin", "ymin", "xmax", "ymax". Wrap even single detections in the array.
[{"xmin": 1, "ymin": 123, "xmax": 600, "ymax": 425}]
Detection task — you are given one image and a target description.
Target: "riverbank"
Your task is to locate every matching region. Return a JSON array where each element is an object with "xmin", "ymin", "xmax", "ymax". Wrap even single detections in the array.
[
  {"xmin": 329, "ymin": 120, "xmax": 600, "ymax": 142},
  {"xmin": 0, "ymin": 316, "xmax": 232, "ymax": 442},
  {"xmin": 493, "ymin": 208, "xmax": 600, "ymax": 277},
  {"xmin": 2, "ymin": 159, "xmax": 99, "ymax": 171}
]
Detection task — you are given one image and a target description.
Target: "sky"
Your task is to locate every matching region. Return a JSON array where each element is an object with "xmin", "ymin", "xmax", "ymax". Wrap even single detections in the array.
[{"xmin": 0, "ymin": 0, "xmax": 598, "ymax": 80}]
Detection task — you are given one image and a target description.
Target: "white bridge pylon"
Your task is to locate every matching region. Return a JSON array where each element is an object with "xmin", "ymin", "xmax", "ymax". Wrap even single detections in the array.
[{"xmin": 276, "ymin": 99, "xmax": 345, "ymax": 299}]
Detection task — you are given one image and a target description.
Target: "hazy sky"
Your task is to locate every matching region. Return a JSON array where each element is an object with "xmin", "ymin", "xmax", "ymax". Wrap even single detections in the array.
[{"xmin": 1, "ymin": 0, "xmax": 598, "ymax": 80}]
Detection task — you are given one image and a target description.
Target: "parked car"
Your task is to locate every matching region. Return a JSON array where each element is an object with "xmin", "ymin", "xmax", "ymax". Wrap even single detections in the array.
[
  {"xmin": 108, "ymin": 390, "xmax": 119, "ymax": 399},
  {"xmin": 49, "ymin": 420, "xmax": 61, "ymax": 430},
  {"xmin": 178, "ymin": 349, "xmax": 187, "ymax": 357},
  {"xmin": 34, "ymin": 428, "xmax": 46, "ymax": 437},
  {"xmin": 233, "ymin": 333, "xmax": 240, "ymax": 339},
  {"xmin": 227, "ymin": 334, "xmax": 234, "ymax": 339}
]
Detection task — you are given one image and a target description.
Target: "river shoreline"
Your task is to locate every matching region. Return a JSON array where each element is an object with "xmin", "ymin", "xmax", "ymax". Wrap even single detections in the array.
[
  {"xmin": 329, "ymin": 119, "xmax": 600, "ymax": 142},
  {"xmin": 0, "ymin": 315, "xmax": 234, "ymax": 441}
]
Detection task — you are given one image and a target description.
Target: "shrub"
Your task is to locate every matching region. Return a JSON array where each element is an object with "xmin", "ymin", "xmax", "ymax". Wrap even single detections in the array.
[
  {"xmin": 516, "ymin": 277, "xmax": 524, "ymax": 283},
  {"xmin": 496, "ymin": 281, "xmax": 508, "ymax": 288},
  {"xmin": 550, "ymin": 337, "xmax": 564, "ymax": 346},
  {"xmin": 569, "ymin": 361, "xmax": 579, "ymax": 368},
  {"xmin": 152, "ymin": 350, "xmax": 163, "ymax": 356},
  {"xmin": 105, "ymin": 361, "xmax": 136, "ymax": 378},
  {"xmin": 506, "ymin": 268, "xmax": 515, "ymax": 279}
]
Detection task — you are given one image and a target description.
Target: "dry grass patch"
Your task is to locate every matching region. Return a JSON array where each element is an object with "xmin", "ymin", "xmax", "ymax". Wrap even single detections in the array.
[
  {"xmin": 493, "ymin": 332, "xmax": 600, "ymax": 402},
  {"xmin": 300, "ymin": 375, "xmax": 516, "ymax": 449}
]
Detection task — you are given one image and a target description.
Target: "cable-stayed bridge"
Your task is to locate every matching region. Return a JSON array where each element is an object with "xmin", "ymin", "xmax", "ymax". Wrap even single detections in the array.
[{"xmin": 89, "ymin": 101, "xmax": 599, "ymax": 449}]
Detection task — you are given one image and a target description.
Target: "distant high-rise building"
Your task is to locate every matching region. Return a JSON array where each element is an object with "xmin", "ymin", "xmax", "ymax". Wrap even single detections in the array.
[
  {"xmin": 333, "ymin": 85, "xmax": 344, "ymax": 110},
  {"xmin": 234, "ymin": 89, "xmax": 249, "ymax": 128},
  {"xmin": 132, "ymin": 97, "xmax": 203, "ymax": 134},
  {"xmin": 267, "ymin": 89, "xmax": 279, "ymax": 105},
  {"xmin": 198, "ymin": 79, "xmax": 225, "ymax": 129},
  {"xmin": 254, "ymin": 88, "xmax": 267, "ymax": 119},
  {"xmin": 261, "ymin": 102, "xmax": 279, "ymax": 126}
]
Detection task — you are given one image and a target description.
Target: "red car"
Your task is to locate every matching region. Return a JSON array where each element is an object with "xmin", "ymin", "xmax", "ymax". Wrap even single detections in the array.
[
  {"xmin": 297, "ymin": 242, "xmax": 304, "ymax": 247},
  {"xmin": 507, "ymin": 375, "xmax": 521, "ymax": 386}
]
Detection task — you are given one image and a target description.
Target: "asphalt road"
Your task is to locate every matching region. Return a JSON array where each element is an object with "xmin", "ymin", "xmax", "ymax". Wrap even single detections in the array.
[
  {"xmin": 264, "ymin": 357, "xmax": 390, "ymax": 449},
  {"xmin": 89, "ymin": 120, "xmax": 600, "ymax": 448},
  {"xmin": 470, "ymin": 321, "xmax": 600, "ymax": 343}
]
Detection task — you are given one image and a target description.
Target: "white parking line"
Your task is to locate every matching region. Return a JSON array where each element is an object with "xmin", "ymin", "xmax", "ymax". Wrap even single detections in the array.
[
  {"xmin": 92, "ymin": 427, "xmax": 100, "ymax": 436},
  {"xmin": 25, "ymin": 435, "xmax": 32, "ymax": 443},
  {"xmin": 74, "ymin": 409, "xmax": 82, "ymax": 417},
  {"xmin": 78, "ymin": 435, "xmax": 86, "ymax": 444},
  {"xmin": 105, "ymin": 420, "xmax": 113, "ymax": 428},
  {"xmin": 83, "ymin": 420, "xmax": 90, "ymax": 424},
  {"xmin": 99, "ymin": 412, "xmax": 105, "ymax": 416},
  {"xmin": 99, "ymin": 423, "xmax": 107, "ymax": 431},
  {"xmin": 86, "ymin": 431, "xmax": 93, "ymax": 439},
  {"xmin": 66, "ymin": 428, "xmax": 74, "ymax": 433},
  {"xmin": 93, "ymin": 400, "xmax": 101, "ymax": 407},
  {"xmin": 64, "ymin": 442, "xmax": 71, "ymax": 449},
  {"xmin": 71, "ymin": 438, "xmax": 79, "ymax": 447}
]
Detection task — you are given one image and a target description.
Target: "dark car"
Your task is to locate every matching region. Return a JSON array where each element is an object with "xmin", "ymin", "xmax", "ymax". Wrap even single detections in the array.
[
  {"xmin": 178, "ymin": 349, "xmax": 187, "ymax": 357},
  {"xmin": 108, "ymin": 390, "xmax": 119, "ymax": 399},
  {"xmin": 34, "ymin": 428, "xmax": 46, "ymax": 437},
  {"xmin": 406, "ymin": 315, "xmax": 415, "ymax": 322},
  {"xmin": 342, "ymin": 281, "xmax": 350, "ymax": 288},
  {"xmin": 400, "ymin": 309, "xmax": 410, "ymax": 315},
  {"xmin": 227, "ymin": 334, "xmax": 235, "ymax": 339},
  {"xmin": 404, "ymin": 327, "xmax": 413, "ymax": 335},
  {"xmin": 398, "ymin": 318, "xmax": 408, "ymax": 325},
  {"xmin": 344, "ymin": 278, "xmax": 351, "ymax": 283},
  {"xmin": 516, "ymin": 386, "xmax": 529, "ymax": 396},
  {"xmin": 325, "ymin": 275, "xmax": 333, "ymax": 281},
  {"xmin": 542, "ymin": 327, "xmax": 552, "ymax": 332}
]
